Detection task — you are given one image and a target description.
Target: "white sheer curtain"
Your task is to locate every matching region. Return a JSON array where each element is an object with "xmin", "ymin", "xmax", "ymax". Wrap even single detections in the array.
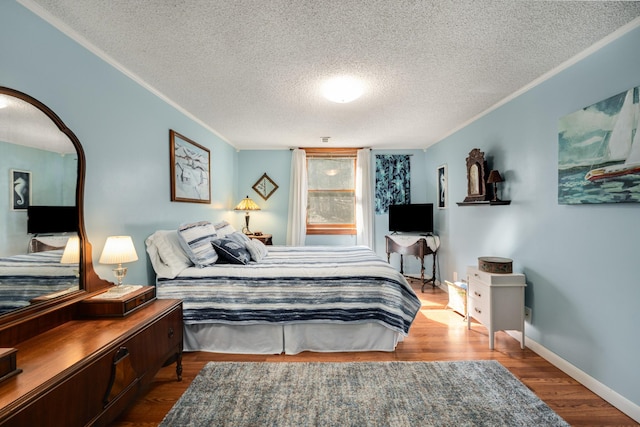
[
  {"xmin": 286, "ymin": 148, "xmax": 307, "ymax": 246},
  {"xmin": 356, "ymin": 148, "xmax": 374, "ymax": 249}
]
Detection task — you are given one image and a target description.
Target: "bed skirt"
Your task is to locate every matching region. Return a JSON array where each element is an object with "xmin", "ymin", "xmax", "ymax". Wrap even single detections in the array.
[{"xmin": 183, "ymin": 323, "xmax": 404, "ymax": 355}]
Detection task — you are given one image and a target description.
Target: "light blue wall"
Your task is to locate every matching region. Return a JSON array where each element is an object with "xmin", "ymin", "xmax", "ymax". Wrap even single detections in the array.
[
  {"xmin": 426, "ymin": 26, "xmax": 640, "ymax": 407},
  {"xmin": 0, "ymin": 1, "xmax": 238, "ymax": 285},
  {"xmin": 237, "ymin": 149, "xmax": 430, "ymax": 275},
  {"xmin": 236, "ymin": 150, "xmax": 291, "ymax": 244}
]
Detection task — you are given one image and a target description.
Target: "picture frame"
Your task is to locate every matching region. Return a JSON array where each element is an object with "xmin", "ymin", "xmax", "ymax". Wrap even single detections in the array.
[
  {"xmin": 252, "ymin": 173, "xmax": 279, "ymax": 201},
  {"xmin": 437, "ymin": 164, "xmax": 447, "ymax": 209},
  {"xmin": 169, "ymin": 130, "xmax": 211, "ymax": 204},
  {"xmin": 10, "ymin": 169, "xmax": 31, "ymax": 211},
  {"xmin": 558, "ymin": 85, "xmax": 640, "ymax": 204}
]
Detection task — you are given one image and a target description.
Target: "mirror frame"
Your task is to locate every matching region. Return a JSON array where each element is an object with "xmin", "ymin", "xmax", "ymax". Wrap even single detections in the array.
[
  {"xmin": 0, "ymin": 87, "xmax": 110, "ymax": 330},
  {"xmin": 463, "ymin": 148, "xmax": 488, "ymax": 203}
]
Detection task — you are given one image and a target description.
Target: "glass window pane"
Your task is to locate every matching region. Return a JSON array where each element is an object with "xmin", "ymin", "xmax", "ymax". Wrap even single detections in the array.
[
  {"xmin": 307, "ymin": 191, "xmax": 355, "ymax": 224},
  {"xmin": 308, "ymin": 159, "xmax": 354, "ymax": 190}
]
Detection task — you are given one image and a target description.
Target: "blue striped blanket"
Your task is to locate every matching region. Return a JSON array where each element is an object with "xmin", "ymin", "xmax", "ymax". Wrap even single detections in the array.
[
  {"xmin": 0, "ymin": 250, "xmax": 79, "ymax": 314},
  {"xmin": 157, "ymin": 246, "xmax": 421, "ymax": 335}
]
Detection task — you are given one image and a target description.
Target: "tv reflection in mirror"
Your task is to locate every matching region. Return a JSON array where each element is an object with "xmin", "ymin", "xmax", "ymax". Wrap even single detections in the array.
[
  {"xmin": 388, "ymin": 204, "xmax": 433, "ymax": 235},
  {"xmin": 27, "ymin": 206, "xmax": 78, "ymax": 234},
  {"xmin": 0, "ymin": 206, "xmax": 80, "ymax": 316}
]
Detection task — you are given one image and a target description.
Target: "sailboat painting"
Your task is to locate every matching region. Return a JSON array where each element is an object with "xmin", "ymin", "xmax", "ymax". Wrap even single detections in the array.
[{"xmin": 558, "ymin": 86, "xmax": 640, "ymax": 204}]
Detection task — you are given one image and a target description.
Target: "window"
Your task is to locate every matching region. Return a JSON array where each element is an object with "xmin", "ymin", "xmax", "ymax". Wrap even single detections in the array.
[{"xmin": 305, "ymin": 148, "xmax": 357, "ymax": 235}]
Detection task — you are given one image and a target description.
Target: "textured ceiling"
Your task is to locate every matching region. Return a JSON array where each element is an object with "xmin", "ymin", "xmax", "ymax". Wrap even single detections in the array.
[
  {"xmin": 21, "ymin": 0, "xmax": 640, "ymax": 150},
  {"xmin": 0, "ymin": 93, "xmax": 76, "ymax": 154}
]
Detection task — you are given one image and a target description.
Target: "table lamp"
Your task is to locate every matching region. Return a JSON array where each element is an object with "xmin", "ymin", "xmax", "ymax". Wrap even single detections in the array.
[
  {"xmin": 487, "ymin": 170, "xmax": 504, "ymax": 202},
  {"xmin": 60, "ymin": 235, "xmax": 80, "ymax": 277},
  {"xmin": 99, "ymin": 236, "xmax": 138, "ymax": 286},
  {"xmin": 234, "ymin": 195, "xmax": 261, "ymax": 234}
]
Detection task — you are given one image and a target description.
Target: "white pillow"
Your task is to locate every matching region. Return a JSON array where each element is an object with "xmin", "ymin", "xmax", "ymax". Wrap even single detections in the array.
[
  {"xmin": 246, "ymin": 238, "xmax": 269, "ymax": 262},
  {"xmin": 145, "ymin": 230, "xmax": 192, "ymax": 279},
  {"xmin": 214, "ymin": 220, "xmax": 236, "ymax": 238},
  {"xmin": 177, "ymin": 221, "xmax": 219, "ymax": 268},
  {"xmin": 226, "ymin": 231, "xmax": 251, "ymax": 245}
]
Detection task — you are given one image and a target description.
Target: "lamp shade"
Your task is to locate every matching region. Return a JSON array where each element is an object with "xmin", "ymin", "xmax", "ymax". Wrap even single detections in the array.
[
  {"xmin": 234, "ymin": 196, "xmax": 261, "ymax": 211},
  {"xmin": 487, "ymin": 170, "xmax": 504, "ymax": 184},
  {"xmin": 99, "ymin": 236, "xmax": 138, "ymax": 265},
  {"xmin": 60, "ymin": 235, "xmax": 80, "ymax": 264}
]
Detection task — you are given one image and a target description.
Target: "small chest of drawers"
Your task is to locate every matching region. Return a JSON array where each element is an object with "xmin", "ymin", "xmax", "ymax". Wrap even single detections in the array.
[{"xmin": 467, "ymin": 266, "xmax": 526, "ymax": 350}]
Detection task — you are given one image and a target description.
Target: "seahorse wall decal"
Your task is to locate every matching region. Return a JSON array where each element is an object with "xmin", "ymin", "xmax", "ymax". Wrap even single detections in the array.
[{"xmin": 13, "ymin": 177, "xmax": 27, "ymax": 206}]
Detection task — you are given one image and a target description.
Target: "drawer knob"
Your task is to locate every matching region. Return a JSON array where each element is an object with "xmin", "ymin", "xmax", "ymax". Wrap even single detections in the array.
[
  {"xmin": 474, "ymin": 291, "xmax": 482, "ymax": 297},
  {"xmin": 474, "ymin": 307, "xmax": 482, "ymax": 314},
  {"xmin": 168, "ymin": 328, "xmax": 174, "ymax": 339}
]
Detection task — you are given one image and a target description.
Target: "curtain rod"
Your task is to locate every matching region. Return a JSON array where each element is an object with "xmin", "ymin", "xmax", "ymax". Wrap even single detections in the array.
[
  {"xmin": 291, "ymin": 147, "xmax": 370, "ymax": 150},
  {"xmin": 288, "ymin": 148, "xmax": 414, "ymax": 155}
]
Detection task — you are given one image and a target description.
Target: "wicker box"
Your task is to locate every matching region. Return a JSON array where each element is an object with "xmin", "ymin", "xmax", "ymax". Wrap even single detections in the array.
[
  {"xmin": 445, "ymin": 280, "xmax": 467, "ymax": 318},
  {"xmin": 478, "ymin": 257, "xmax": 513, "ymax": 274}
]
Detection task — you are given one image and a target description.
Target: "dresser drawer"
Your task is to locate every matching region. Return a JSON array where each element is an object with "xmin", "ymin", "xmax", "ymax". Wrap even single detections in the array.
[
  {"xmin": 98, "ymin": 304, "xmax": 182, "ymax": 425},
  {"xmin": 468, "ymin": 280, "xmax": 487, "ymax": 301},
  {"xmin": 468, "ymin": 267, "xmax": 525, "ymax": 286},
  {"xmin": 468, "ymin": 280, "xmax": 489, "ymax": 325},
  {"xmin": 122, "ymin": 303, "xmax": 183, "ymax": 377}
]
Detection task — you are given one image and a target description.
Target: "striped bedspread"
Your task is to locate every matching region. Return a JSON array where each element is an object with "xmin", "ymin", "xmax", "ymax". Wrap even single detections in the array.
[
  {"xmin": 0, "ymin": 250, "xmax": 79, "ymax": 314},
  {"xmin": 157, "ymin": 246, "xmax": 421, "ymax": 335}
]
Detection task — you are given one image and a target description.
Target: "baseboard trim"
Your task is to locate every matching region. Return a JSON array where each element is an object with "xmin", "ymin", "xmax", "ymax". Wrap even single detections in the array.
[{"xmin": 506, "ymin": 331, "xmax": 640, "ymax": 423}]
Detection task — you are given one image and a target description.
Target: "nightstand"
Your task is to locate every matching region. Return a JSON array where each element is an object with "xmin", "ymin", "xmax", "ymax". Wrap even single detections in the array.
[
  {"xmin": 247, "ymin": 233, "xmax": 272, "ymax": 245},
  {"xmin": 467, "ymin": 267, "xmax": 526, "ymax": 350}
]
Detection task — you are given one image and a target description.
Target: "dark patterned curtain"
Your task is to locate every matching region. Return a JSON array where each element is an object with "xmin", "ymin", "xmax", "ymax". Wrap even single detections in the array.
[{"xmin": 375, "ymin": 155, "xmax": 411, "ymax": 214}]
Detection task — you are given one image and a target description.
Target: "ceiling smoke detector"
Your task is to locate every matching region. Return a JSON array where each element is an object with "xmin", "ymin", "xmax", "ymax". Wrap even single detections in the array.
[{"xmin": 321, "ymin": 136, "xmax": 330, "ymax": 143}]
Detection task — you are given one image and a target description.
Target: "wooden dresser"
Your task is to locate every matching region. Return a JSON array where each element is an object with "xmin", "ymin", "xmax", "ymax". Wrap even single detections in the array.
[{"xmin": 0, "ymin": 299, "xmax": 182, "ymax": 426}]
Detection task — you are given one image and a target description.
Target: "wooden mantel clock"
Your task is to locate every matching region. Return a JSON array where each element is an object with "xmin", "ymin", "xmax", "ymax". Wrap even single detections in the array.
[{"xmin": 463, "ymin": 148, "xmax": 488, "ymax": 203}]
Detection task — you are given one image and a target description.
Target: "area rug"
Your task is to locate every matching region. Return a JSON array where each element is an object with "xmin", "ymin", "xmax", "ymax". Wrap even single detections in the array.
[{"xmin": 159, "ymin": 360, "xmax": 569, "ymax": 426}]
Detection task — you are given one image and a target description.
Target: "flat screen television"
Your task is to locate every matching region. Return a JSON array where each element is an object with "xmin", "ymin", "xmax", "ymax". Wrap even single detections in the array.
[
  {"xmin": 388, "ymin": 203, "xmax": 433, "ymax": 234},
  {"xmin": 27, "ymin": 206, "xmax": 78, "ymax": 234}
]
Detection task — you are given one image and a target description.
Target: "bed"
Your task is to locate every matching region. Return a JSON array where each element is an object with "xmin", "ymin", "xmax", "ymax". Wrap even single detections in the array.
[
  {"xmin": 0, "ymin": 248, "xmax": 79, "ymax": 315},
  {"xmin": 146, "ymin": 224, "xmax": 421, "ymax": 355}
]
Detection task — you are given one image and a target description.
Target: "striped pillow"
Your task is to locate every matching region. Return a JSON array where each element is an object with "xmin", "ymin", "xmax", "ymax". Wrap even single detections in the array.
[
  {"xmin": 214, "ymin": 220, "xmax": 236, "ymax": 238},
  {"xmin": 177, "ymin": 221, "xmax": 219, "ymax": 267}
]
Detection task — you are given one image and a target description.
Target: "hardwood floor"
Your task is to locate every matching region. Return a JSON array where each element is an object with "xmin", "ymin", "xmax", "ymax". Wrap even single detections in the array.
[{"xmin": 112, "ymin": 281, "xmax": 637, "ymax": 426}]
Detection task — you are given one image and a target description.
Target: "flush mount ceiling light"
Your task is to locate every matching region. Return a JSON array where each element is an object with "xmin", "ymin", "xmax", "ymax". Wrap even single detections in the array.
[{"xmin": 321, "ymin": 76, "xmax": 365, "ymax": 103}]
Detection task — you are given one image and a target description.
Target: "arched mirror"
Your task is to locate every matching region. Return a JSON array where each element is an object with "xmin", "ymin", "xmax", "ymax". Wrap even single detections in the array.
[
  {"xmin": 0, "ymin": 87, "xmax": 107, "ymax": 324},
  {"xmin": 463, "ymin": 148, "xmax": 488, "ymax": 203}
]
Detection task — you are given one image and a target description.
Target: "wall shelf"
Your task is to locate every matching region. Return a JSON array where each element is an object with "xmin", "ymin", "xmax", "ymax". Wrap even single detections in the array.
[{"xmin": 456, "ymin": 200, "xmax": 511, "ymax": 206}]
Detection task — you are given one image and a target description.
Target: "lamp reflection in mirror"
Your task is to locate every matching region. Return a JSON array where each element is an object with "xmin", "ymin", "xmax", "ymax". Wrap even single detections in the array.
[
  {"xmin": 487, "ymin": 170, "xmax": 504, "ymax": 202},
  {"xmin": 234, "ymin": 195, "xmax": 261, "ymax": 234},
  {"xmin": 99, "ymin": 236, "xmax": 138, "ymax": 286},
  {"xmin": 60, "ymin": 235, "xmax": 80, "ymax": 277}
]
